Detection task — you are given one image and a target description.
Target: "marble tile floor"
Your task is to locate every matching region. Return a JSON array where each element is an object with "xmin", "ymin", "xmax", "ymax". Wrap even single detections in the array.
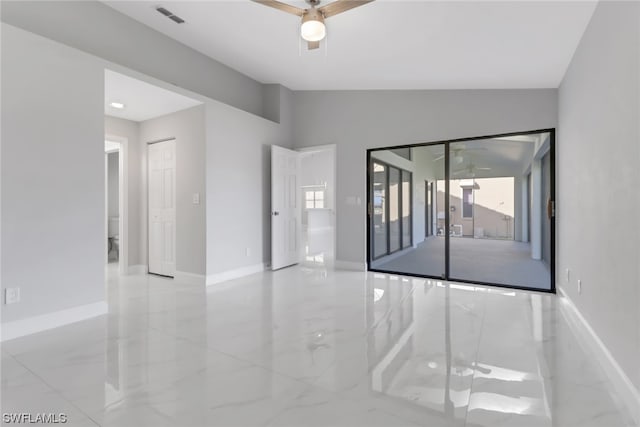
[{"xmin": 1, "ymin": 263, "xmax": 636, "ymax": 427}]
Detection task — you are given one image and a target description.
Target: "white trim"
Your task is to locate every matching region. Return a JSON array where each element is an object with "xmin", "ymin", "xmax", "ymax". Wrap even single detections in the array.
[
  {"xmin": 174, "ymin": 270, "xmax": 205, "ymax": 285},
  {"xmin": 206, "ymin": 263, "xmax": 267, "ymax": 286},
  {"xmin": 127, "ymin": 264, "xmax": 148, "ymax": 275},
  {"xmin": 558, "ymin": 287, "xmax": 640, "ymax": 425},
  {"xmin": 1, "ymin": 301, "xmax": 108, "ymax": 342},
  {"xmin": 335, "ymin": 260, "xmax": 367, "ymax": 271}
]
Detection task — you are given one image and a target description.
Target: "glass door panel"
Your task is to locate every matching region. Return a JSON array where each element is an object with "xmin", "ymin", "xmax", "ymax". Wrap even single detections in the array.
[
  {"xmin": 448, "ymin": 138, "xmax": 551, "ymax": 290},
  {"xmin": 369, "ymin": 145, "xmax": 445, "ymax": 278}
]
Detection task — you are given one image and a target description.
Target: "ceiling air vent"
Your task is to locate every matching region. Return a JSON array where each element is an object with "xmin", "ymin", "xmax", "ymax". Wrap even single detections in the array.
[{"xmin": 155, "ymin": 7, "xmax": 185, "ymax": 24}]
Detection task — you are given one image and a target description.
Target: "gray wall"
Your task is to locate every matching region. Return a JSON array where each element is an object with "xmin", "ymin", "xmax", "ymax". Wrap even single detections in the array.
[
  {"xmin": 105, "ymin": 116, "xmax": 141, "ymax": 268},
  {"xmin": 107, "ymin": 152, "xmax": 119, "ymax": 218},
  {"xmin": 558, "ymin": 1, "xmax": 640, "ymax": 390},
  {"xmin": 139, "ymin": 106, "xmax": 206, "ymax": 276},
  {"xmin": 206, "ymin": 91, "xmax": 294, "ymax": 276},
  {"xmin": 1, "ymin": 24, "xmax": 105, "ymax": 322},
  {"xmin": 292, "ymin": 90, "xmax": 558, "ymax": 265},
  {"xmin": 1, "ymin": 0, "xmax": 267, "ymax": 119}
]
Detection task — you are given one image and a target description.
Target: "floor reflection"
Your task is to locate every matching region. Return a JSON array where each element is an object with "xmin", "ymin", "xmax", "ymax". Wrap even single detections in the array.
[{"xmin": 1, "ymin": 266, "xmax": 635, "ymax": 426}]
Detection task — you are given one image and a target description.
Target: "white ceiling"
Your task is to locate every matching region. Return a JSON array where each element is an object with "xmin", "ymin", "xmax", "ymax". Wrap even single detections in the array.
[
  {"xmin": 105, "ymin": 69, "xmax": 202, "ymax": 122},
  {"xmin": 105, "ymin": 1, "xmax": 597, "ymax": 91}
]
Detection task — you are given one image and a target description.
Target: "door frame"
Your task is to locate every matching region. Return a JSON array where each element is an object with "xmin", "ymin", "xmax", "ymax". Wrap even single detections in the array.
[
  {"xmin": 366, "ymin": 128, "xmax": 556, "ymax": 294},
  {"xmin": 105, "ymin": 134, "xmax": 129, "ymax": 276}
]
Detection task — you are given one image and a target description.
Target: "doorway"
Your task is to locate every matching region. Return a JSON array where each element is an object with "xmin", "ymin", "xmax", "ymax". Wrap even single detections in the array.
[
  {"xmin": 270, "ymin": 144, "xmax": 336, "ymax": 270},
  {"xmin": 367, "ymin": 129, "xmax": 555, "ymax": 293},
  {"xmin": 105, "ymin": 136, "xmax": 128, "ymax": 275}
]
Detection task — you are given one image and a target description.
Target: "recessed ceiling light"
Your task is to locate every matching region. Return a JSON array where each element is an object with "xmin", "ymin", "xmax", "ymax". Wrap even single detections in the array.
[{"xmin": 110, "ymin": 102, "xmax": 125, "ymax": 109}]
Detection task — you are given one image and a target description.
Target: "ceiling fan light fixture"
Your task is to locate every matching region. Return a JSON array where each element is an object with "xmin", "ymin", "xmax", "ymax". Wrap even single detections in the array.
[{"xmin": 300, "ymin": 9, "xmax": 326, "ymax": 42}]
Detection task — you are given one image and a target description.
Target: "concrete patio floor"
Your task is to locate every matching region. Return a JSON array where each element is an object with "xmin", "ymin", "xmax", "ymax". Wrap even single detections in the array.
[{"xmin": 373, "ymin": 236, "xmax": 550, "ymax": 290}]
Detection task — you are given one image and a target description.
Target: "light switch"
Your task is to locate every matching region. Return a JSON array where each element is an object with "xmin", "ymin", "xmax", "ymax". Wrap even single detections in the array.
[
  {"xmin": 5, "ymin": 288, "xmax": 20, "ymax": 304},
  {"xmin": 192, "ymin": 193, "xmax": 200, "ymax": 205}
]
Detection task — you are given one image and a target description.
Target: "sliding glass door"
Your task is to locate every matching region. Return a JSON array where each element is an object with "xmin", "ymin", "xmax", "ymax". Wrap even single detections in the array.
[{"xmin": 367, "ymin": 130, "xmax": 555, "ymax": 292}]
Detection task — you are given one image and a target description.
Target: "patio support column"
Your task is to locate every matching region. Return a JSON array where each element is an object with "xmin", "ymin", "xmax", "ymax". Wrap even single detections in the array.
[
  {"xmin": 531, "ymin": 159, "xmax": 542, "ymax": 260},
  {"xmin": 521, "ymin": 176, "xmax": 529, "ymax": 243}
]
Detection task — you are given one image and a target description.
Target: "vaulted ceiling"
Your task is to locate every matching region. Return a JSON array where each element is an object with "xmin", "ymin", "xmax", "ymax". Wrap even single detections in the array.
[{"xmin": 105, "ymin": 1, "xmax": 597, "ymax": 90}]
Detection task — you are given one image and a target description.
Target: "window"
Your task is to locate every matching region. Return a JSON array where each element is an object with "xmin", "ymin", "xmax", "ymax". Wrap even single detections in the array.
[
  {"xmin": 305, "ymin": 190, "xmax": 324, "ymax": 209},
  {"xmin": 370, "ymin": 159, "xmax": 412, "ymax": 259},
  {"xmin": 462, "ymin": 188, "xmax": 473, "ymax": 218}
]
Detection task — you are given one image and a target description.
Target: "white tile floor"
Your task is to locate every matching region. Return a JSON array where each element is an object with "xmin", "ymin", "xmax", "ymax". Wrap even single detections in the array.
[{"xmin": 1, "ymin": 262, "xmax": 636, "ymax": 427}]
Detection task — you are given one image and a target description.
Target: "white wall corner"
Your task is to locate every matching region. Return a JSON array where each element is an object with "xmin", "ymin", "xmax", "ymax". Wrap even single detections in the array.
[
  {"xmin": 1, "ymin": 301, "xmax": 108, "ymax": 342},
  {"xmin": 558, "ymin": 287, "xmax": 640, "ymax": 425},
  {"xmin": 206, "ymin": 263, "xmax": 267, "ymax": 286},
  {"xmin": 174, "ymin": 271, "xmax": 206, "ymax": 286},
  {"xmin": 334, "ymin": 260, "xmax": 367, "ymax": 271}
]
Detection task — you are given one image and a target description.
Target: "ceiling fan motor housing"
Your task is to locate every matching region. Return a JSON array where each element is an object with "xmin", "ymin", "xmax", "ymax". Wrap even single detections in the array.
[{"xmin": 301, "ymin": 7, "xmax": 326, "ymax": 42}]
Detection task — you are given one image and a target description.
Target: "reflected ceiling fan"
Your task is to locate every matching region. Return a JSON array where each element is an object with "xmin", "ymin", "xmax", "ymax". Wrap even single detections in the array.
[
  {"xmin": 433, "ymin": 145, "xmax": 487, "ymax": 164},
  {"xmin": 252, "ymin": 0, "xmax": 374, "ymax": 49},
  {"xmin": 453, "ymin": 162, "xmax": 491, "ymax": 177}
]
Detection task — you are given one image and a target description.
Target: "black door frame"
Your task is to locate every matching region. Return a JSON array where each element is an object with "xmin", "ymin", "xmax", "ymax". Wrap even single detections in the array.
[{"xmin": 366, "ymin": 128, "xmax": 556, "ymax": 294}]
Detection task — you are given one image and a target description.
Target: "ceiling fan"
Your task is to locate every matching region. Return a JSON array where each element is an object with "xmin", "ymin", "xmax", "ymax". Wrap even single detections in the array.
[
  {"xmin": 252, "ymin": 0, "xmax": 374, "ymax": 49},
  {"xmin": 453, "ymin": 162, "xmax": 492, "ymax": 177}
]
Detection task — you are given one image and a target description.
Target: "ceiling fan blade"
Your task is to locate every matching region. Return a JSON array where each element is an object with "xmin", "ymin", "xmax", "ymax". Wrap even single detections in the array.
[
  {"xmin": 307, "ymin": 40, "xmax": 320, "ymax": 50},
  {"xmin": 251, "ymin": 0, "xmax": 305, "ymax": 16},
  {"xmin": 318, "ymin": 0, "xmax": 374, "ymax": 18}
]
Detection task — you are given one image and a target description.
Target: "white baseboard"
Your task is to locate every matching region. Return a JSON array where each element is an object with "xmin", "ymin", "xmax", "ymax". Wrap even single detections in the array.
[
  {"xmin": 334, "ymin": 260, "xmax": 367, "ymax": 271},
  {"xmin": 1, "ymin": 301, "xmax": 108, "ymax": 342},
  {"xmin": 558, "ymin": 287, "xmax": 640, "ymax": 425},
  {"xmin": 206, "ymin": 263, "xmax": 267, "ymax": 286},
  {"xmin": 127, "ymin": 264, "xmax": 147, "ymax": 275},
  {"xmin": 174, "ymin": 270, "xmax": 205, "ymax": 285}
]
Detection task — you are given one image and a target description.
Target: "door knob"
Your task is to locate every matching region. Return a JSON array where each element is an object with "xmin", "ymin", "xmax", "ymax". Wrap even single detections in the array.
[{"xmin": 273, "ymin": 211, "xmax": 280, "ymax": 216}]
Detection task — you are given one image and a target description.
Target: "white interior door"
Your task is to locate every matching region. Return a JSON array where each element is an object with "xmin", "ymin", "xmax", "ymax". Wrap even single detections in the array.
[
  {"xmin": 148, "ymin": 139, "xmax": 176, "ymax": 277},
  {"xmin": 271, "ymin": 145, "xmax": 301, "ymax": 270}
]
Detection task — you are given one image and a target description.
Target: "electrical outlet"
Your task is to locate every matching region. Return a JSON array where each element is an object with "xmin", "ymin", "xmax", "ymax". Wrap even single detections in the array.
[
  {"xmin": 577, "ymin": 279, "xmax": 582, "ymax": 294},
  {"xmin": 566, "ymin": 268, "xmax": 570, "ymax": 282},
  {"xmin": 192, "ymin": 193, "xmax": 200, "ymax": 205},
  {"xmin": 5, "ymin": 288, "xmax": 20, "ymax": 304}
]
